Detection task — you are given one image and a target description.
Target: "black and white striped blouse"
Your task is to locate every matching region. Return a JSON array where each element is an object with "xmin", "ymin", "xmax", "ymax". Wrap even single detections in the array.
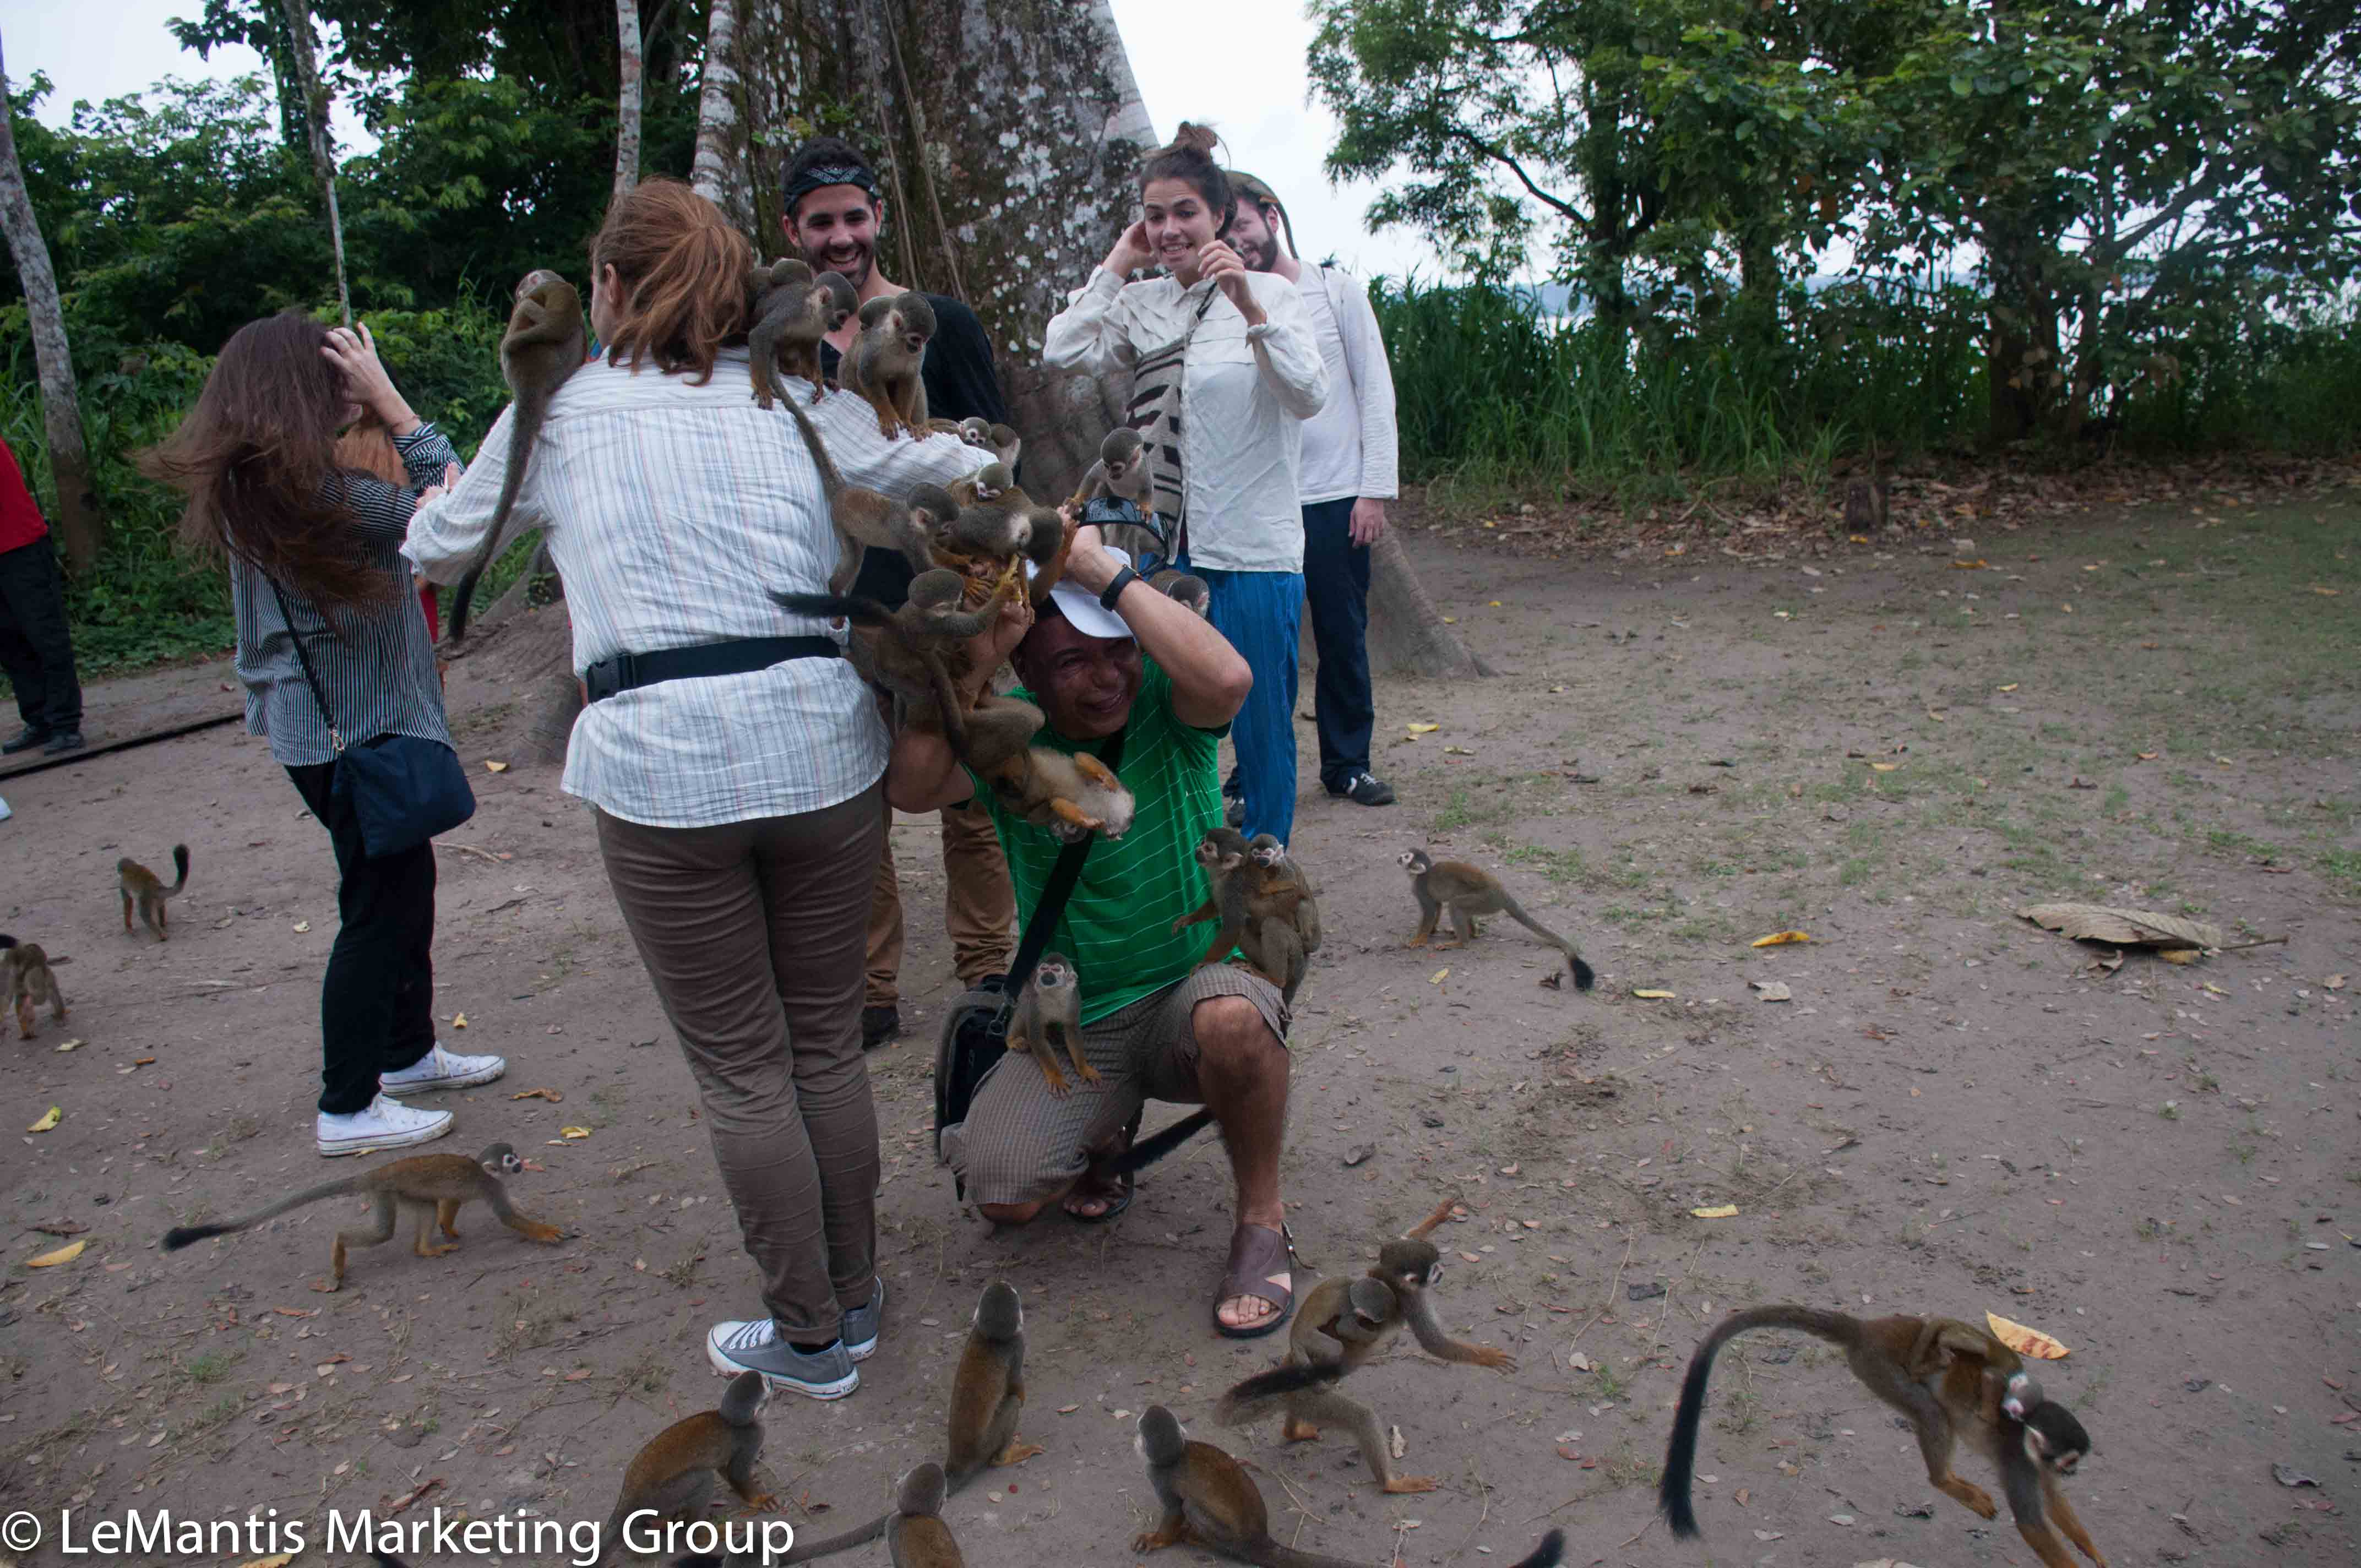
[{"xmin": 231, "ymin": 423, "xmax": 456, "ymax": 767}]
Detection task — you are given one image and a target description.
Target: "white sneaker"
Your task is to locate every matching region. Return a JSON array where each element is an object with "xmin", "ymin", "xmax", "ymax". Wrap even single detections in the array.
[
  {"xmin": 317, "ymin": 1093, "xmax": 453, "ymax": 1158},
  {"xmin": 379, "ymin": 1042, "xmax": 507, "ymax": 1096}
]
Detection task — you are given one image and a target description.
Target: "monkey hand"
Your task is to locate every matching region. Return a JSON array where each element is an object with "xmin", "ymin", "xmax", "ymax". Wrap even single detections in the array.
[
  {"xmin": 1131, "ymin": 1526, "xmax": 1182, "ymax": 1554},
  {"xmin": 1470, "ymin": 1346, "xmax": 1515, "ymax": 1371}
]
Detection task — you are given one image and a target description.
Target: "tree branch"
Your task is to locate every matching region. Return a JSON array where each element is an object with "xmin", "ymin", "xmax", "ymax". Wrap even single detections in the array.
[{"xmin": 1446, "ymin": 126, "xmax": 1589, "ymax": 226}]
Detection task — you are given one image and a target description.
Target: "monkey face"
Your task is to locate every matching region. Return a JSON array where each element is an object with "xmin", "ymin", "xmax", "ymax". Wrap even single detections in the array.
[
  {"xmin": 1035, "ymin": 958, "xmax": 1073, "ymax": 992},
  {"xmin": 1398, "ymin": 849, "xmax": 1430, "ymax": 875},
  {"xmin": 959, "ymin": 417, "xmax": 993, "ymax": 448},
  {"xmin": 2000, "ymin": 1369, "xmax": 2043, "ymax": 1421},
  {"xmin": 515, "ymin": 268, "xmax": 564, "ymax": 300},
  {"xmin": 2021, "ymin": 1404, "xmax": 2091, "ymax": 1474}
]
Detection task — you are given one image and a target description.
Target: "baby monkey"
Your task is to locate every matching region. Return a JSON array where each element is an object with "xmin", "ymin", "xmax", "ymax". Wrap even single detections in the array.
[
  {"xmin": 594, "ymin": 1369, "xmax": 774, "ymax": 1567},
  {"xmin": 1068, "ymin": 428, "xmax": 1149, "ymax": 511},
  {"xmin": 1135, "ymin": 1406, "xmax": 1566, "ymax": 1568},
  {"xmin": 161, "ymin": 1142, "xmax": 563, "ymax": 1291},
  {"xmin": 771, "ymin": 568, "xmax": 1017, "ymax": 764},
  {"xmin": 0, "ymin": 934, "xmax": 69, "ymax": 1039},
  {"xmin": 1216, "ymin": 1196, "xmax": 1510, "ymax": 1493},
  {"xmin": 1009, "ymin": 952, "xmax": 1094, "ymax": 1097},
  {"xmin": 957, "ymin": 416, "xmax": 1021, "ymax": 470},
  {"xmin": 1174, "ymin": 828, "xmax": 1316, "ymax": 1003},
  {"xmin": 118, "ymin": 843, "xmax": 191, "ymax": 941},
  {"xmin": 778, "ymin": 396, "xmax": 937, "ymax": 591},
  {"xmin": 747, "ymin": 258, "xmax": 857, "ymax": 408},
  {"xmin": 1150, "ymin": 569, "xmax": 1211, "ymax": 618},
  {"xmin": 1397, "ymin": 847, "xmax": 1594, "ymax": 990},
  {"xmin": 1660, "ymin": 1306, "xmax": 2104, "ymax": 1568},
  {"xmin": 985, "ymin": 746, "xmax": 1135, "ymax": 842}
]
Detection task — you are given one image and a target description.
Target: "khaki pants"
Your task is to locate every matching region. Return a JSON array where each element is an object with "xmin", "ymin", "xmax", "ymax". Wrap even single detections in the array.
[
  {"xmin": 864, "ymin": 796, "xmax": 1016, "ymax": 1004},
  {"xmin": 594, "ymin": 785, "xmax": 883, "ymax": 1341}
]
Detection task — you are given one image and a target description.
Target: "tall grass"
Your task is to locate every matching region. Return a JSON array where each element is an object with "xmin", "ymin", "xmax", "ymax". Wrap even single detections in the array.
[{"xmin": 1372, "ymin": 276, "xmax": 2361, "ymax": 507}]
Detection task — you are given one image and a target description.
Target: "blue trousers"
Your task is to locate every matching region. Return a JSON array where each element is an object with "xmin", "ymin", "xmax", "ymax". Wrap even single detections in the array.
[
  {"xmin": 1183, "ymin": 557, "xmax": 1301, "ymax": 847},
  {"xmin": 1300, "ymin": 497, "xmax": 1374, "ymax": 790}
]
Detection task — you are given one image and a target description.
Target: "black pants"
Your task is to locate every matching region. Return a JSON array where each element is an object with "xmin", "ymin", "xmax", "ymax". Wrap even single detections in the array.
[
  {"xmin": 0, "ymin": 536, "xmax": 81, "ymax": 733},
  {"xmin": 1302, "ymin": 496, "xmax": 1375, "ymax": 790},
  {"xmin": 287, "ymin": 762, "xmax": 437, "ymax": 1114}
]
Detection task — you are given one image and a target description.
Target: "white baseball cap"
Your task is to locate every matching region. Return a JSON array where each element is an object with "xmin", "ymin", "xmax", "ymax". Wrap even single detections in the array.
[{"xmin": 1026, "ymin": 546, "xmax": 1136, "ymax": 641}]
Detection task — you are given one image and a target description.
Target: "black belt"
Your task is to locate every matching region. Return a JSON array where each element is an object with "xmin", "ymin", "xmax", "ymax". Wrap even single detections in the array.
[{"xmin": 581, "ymin": 636, "xmax": 840, "ymax": 703}]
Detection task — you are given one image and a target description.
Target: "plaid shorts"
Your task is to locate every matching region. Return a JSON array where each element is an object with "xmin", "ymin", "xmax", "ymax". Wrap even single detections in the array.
[{"xmin": 941, "ymin": 963, "xmax": 1289, "ymax": 1207}]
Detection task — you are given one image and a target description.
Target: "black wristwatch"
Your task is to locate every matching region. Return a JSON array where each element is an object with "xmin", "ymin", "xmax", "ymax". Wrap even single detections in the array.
[{"xmin": 1099, "ymin": 566, "xmax": 1139, "ymax": 611}]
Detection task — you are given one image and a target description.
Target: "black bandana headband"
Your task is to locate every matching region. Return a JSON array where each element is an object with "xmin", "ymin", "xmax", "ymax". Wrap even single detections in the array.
[{"xmin": 784, "ymin": 162, "xmax": 882, "ymax": 213}]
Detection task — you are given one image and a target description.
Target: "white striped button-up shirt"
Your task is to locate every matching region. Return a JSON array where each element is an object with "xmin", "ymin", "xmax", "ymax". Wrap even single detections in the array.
[{"xmin": 406, "ymin": 349, "xmax": 985, "ymax": 829}]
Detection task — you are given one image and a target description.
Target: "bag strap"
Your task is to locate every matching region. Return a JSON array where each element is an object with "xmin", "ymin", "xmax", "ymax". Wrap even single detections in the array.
[
  {"xmin": 265, "ymin": 576, "xmax": 349, "ymax": 756},
  {"xmin": 991, "ymin": 725, "xmax": 1128, "ymax": 1028}
]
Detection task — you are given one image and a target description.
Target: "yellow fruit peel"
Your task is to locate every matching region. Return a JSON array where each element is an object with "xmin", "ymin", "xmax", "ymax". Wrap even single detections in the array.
[{"xmin": 1985, "ymin": 1311, "xmax": 2070, "ymax": 1359}]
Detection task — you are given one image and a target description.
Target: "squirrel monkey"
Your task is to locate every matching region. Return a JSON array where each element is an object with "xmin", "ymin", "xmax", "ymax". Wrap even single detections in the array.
[
  {"xmin": 118, "ymin": 843, "xmax": 191, "ymax": 941},
  {"xmin": 956, "ymin": 416, "xmax": 1021, "ymax": 470},
  {"xmin": 885, "ymin": 1462, "xmax": 960, "ymax": 1568},
  {"xmin": 773, "ymin": 569, "xmax": 1018, "ymax": 765},
  {"xmin": 840, "ymin": 292, "xmax": 936, "ymax": 440},
  {"xmin": 0, "ymin": 935, "xmax": 70, "ymax": 1039},
  {"xmin": 1009, "ymin": 952, "xmax": 1094, "ymax": 1097},
  {"xmin": 449, "ymin": 268, "xmax": 587, "ymax": 645},
  {"xmin": 592, "ymin": 1370, "xmax": 774, "ymax": 1567},
  {"xmin": 1135, "ymin": 1406, "xmax": 1566, "ymax": 1568},
  {"xmin": 776, "ymin": 393, "xmax": 938, "ymax": 593},
  {"xmin": 748, "ymin": 258, "xmax": 857, "ymax": 409},
  {"xmin": 1173, "ymin": 829, "xmax": 1318, "ymax": 1001},
  {"xmin": 1067, "ymin": 428, "xmax": 1149, "ymax": 511},
  {"xmin": 1397, "ymin": 848, "xmax": 1595, "ymax": 990},
  {"xmin": 1216, "ymin": 1197, "xmax": 1509, "ymax": 1493},
  {"xmin": 1149, "ymin": 569, "xmax": 1211, "ymax": 618},
  {"xmin": 983, "ymin": 745, "xmax": 1135, "ymax": 843},
  {"xmin": 161, "ymin": 1142, "xmax": 563, "ymax": 1292},
  {"xmin": 779, "ymin": 1282, "xmax": 1042, "ymax": 1564},
  {"xmin": 1660, "ymin": 1306, "xmax": 2104, "ymax": 1567}
]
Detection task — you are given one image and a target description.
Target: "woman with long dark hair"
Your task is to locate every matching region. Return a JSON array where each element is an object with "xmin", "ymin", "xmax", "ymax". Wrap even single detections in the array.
[
  {"xmin": 408, "ymin": 178, "xmax": 989, "ymax": 1399},
  {"xmin": 1042, "ymin": 122, "xmax": 1328, "ymax": 850},
  {"xmin": 144, "ymin": 315, "xmax": 505, "ymax": 1157}
]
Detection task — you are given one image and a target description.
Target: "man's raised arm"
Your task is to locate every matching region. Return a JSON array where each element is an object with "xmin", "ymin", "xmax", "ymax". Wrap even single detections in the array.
[{"xmin": 1059, "ymin": 530, "xmax": 1251, "ymax": 730}]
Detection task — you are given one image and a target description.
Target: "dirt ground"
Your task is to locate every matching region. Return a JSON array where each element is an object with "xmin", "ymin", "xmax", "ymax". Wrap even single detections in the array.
[{"xmin": 4, "ymin": 491, "xmax": 2356, "ymax": 1568}]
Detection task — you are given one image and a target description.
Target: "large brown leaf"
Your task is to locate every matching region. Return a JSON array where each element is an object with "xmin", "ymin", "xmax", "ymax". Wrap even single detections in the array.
[{"xmin": 2017, "ymin": 902, "xmax": 2228, "ymax": 951}]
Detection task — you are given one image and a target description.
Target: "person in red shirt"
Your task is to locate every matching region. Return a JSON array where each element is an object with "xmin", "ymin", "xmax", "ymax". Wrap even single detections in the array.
[{"xmin": 0, "ymin": 437, "xmax": 84, "ymax": 756}]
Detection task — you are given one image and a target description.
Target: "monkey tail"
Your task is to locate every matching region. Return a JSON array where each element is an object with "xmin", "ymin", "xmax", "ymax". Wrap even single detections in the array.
[
  {"xmin": 770, "ymin": 589, "xmax": 897, "ymax": 627},
  {"xmin": 1505, "ymin": 1531, "xmax": 1565, "ymax": 1568},
  {"xmin": 1495, "ymin": 893, "xmax": 1593, "ymax": 991},
  {"xmin": 161, "ymin": 1175, "xmax": 367, "ymax": 1252},
  {"xmin": 166, "ymin": 844, "xmax": 191, "ymax": 896},
  {"xmin": 447, "ymin": 413, "xmax": 536, "ymax": 646},
  {"xmin": 780, "ymin": 394, "xmax": 848, "ymax": 499},
  {"xmin": 1105, "ymin": 1108, "xmax": 1216, "ymax": 1175},
  {"xmin": 775, "ymin": 1511, "xmax": 889, "ymax": 1564},
  {"xmin": 1216, "ymin": 1360, "xmax": 1343, "ymax": 1427},
  {"xmin": 1249, "ymin": 1544, "xmax": 1364, "ymax": 1568},
  {"xmin": 1660, "ymin": 1306, "xmax": 1860, "ymax": 1537}
]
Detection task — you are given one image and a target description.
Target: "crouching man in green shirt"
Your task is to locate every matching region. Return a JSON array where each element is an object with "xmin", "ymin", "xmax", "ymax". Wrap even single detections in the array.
[{"xmin": 886, "ymin": 528, "xmax": 1298, "ymax": 1338}]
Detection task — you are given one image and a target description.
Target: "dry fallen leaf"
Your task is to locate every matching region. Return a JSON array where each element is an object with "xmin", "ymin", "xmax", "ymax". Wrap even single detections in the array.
[
  {"xmin": 54, "ymin": 1037, "xmax": 83, "ymax": 1053},
  {"xmin": 1406, "ymin": 722, "xmax": 1440, "ymax": 734},
  {"xmin": 235, "ymin": 1556, "xmax": 297, "ymax": 1568},
  {"xmin": 1750, "ymin": 930, "xmax": 1810, "ymax": 948},
  {"xmin": 2158, "ymin": 949, "xmax": 2198, "ymax": 966},
  {"xmin": 1389, "ymin": 1424, "xmax": 1407, "ymax": 1459},
  {"xmin": 1749, "ymin": 981, "xmax": 1792, "ymax": 1002},
  {"xmin": 510, "ymin": 1088, "xmax": 564, "ymax": 1103},
  {"xmin": 292, "ymin": 920, "xmax": 311, "ymax": 933},
  {"xmin": 560, "ymin": 1126, "xmax": 592, "ymax": 1140},
  {"xmin": 1868, "ymin": 761, "xmax": 1900, "ymax": 772},
  {"xmin": 1690, "ymin": 1204, "xmax": 1740, "ymax": 1219},
  {"xmin": 1985, "ymin": 1311, "xmax": 2070, "ymax": 1359},
  {"xmin": 485, "ymin": 759, "xmax": 510, "ymax": 772},
  {"xmin": 2017, "ymin": 902, "xmax": 2226, "ymax": 952},
  {"xmin": 2324, "ymin": 974, "xmax": 2347, "ymax": 990},
  {"xmin": 28, "ymin": 1238, "xmax": 87, "ymax": 1267},
  {"xmin": 452, "ymin": 1012, "xmax": 469, "ymax": 1029},
  {"xmin": 1996, "ymin": 683, "xmax": 2019, "ymax": 692},
  {"xmin": 1631, "ymin": 988, "xmax": 1676, "ymax": 1000},
  {"xmin": 28, "ymin": 1105, "xmax": 61, "ymax": 1133}
]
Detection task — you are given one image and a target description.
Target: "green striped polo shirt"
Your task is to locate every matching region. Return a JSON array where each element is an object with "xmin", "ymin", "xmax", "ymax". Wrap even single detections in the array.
[{"xmin": 966, "ymin": 658, "xmax": 1228, "ymax": 1023}]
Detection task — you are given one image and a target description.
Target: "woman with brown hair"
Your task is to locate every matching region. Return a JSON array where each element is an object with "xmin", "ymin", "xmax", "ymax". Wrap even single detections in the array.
[
  {"xmin": 144, "ymin": 315, "xmax": 507, "ymax": 1159},
  {"xmin": 409, "ymin": 177, "xmax": 989, "ymax": 1400}
]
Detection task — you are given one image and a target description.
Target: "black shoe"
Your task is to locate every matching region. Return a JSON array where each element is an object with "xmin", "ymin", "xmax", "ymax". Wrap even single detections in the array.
[
  {"xmin": 41, "ymin": 730, "xmax": 85, "ymax": 756},
  {"xmin": 1, "ymin": 726, "xmax": 51, "ymax": 755},
  {"xmin": 861, "ymin": 1005, "xmax": 901, "ymax": 1050},
  {"xmin": 1329, "ymin": 771, "xmax": 1396, "ymax": 807}
]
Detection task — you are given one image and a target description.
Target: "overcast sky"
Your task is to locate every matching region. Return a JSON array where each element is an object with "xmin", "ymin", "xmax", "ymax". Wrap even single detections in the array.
[{"xmin": 8, "ymin": 0, "xmax": 1447, "ymax": 283}]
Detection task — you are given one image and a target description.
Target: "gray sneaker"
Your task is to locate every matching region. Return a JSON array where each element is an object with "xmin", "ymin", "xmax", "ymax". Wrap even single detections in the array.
[
  {"xmin": 706, "ymin": 1315, "xmax": 858, "ymax": 1400},
  {"xmin": 843, "ymin": 1277, "xmax": 886, "ymax": 1363}
]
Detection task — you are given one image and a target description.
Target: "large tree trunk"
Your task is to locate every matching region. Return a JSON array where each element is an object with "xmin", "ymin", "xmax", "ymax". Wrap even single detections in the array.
[
  {"xmin": 1368, "ymin": 530, "xmax": 1492, "ymax": 678},
  {"xmin": 463, "ymin": 541, "xmax": 581, "ymax": 766},
  {"xmin": 277, "ymin": 1, "xmax": 350, "ymax": 326},
  {"xmin": 690, "ymin": 0, "xmax": 741, "ymax": 206},
  {"xmin": 0, "ymin": 29, "xmax": 104, "ymax": 573},
  {"xmin": 716, "ymin": 0, "xmax": 1153, "ymax": 498},
  {"xmin": 614, "ymin": 0, "xmax": 644, "ymax": 202}
]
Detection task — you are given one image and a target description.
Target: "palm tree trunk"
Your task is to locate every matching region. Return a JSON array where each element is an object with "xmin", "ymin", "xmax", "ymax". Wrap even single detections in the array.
[
  {"xmin": 614, "ymin": 0, "xmax": 644, "ymax": 202},
  {"xmin": 276, "ymin": 0, "xmax": 350, "ymax": 325},
  {"xmin": 690, "ymin": 0, "xmax": 739, "ymax": 209},
  {"xmin": 0, "ymin": 28, "xmax": 105, "ymax": 572}
]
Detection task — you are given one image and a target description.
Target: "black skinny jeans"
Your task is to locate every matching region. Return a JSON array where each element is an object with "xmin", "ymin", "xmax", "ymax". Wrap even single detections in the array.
[{"xmin": 287, "ymin": 762, "xmax": 438, "ymax": 1114}]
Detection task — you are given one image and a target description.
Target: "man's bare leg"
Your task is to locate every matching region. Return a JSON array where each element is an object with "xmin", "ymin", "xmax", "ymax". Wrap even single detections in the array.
[{"xmin": 1189, "ymin": 995, "xmax": 1289, "ymax": 1333}]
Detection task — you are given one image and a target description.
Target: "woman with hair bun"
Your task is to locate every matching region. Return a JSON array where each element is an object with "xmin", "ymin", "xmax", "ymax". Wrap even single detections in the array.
[
  {"xmin": 1043, "ymin": 121, "xmax": 1328, "ymax": 851},
  {"xmin": 409, "ymin": 177, "xmax": 987, "ymax": 1401}
]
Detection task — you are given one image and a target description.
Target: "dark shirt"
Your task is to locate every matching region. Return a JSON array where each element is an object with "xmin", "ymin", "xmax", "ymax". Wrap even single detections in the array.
[{"xmin": 826, "ymin": 292, "xmax": 1009, "ymax": 606}]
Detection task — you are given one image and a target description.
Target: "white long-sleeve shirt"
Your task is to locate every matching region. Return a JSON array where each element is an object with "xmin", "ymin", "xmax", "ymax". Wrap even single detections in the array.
[
  {"xmin": 406, "ymin": 349, "xmax": 984, "ymax": 829},
  {"xmin": 1294, "ymin": 265, "xmax": 1401, "ymax": 507},
  {"xmin": 1043, "ymin": 266, "xmax": 1328, "ymax": 574}
]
